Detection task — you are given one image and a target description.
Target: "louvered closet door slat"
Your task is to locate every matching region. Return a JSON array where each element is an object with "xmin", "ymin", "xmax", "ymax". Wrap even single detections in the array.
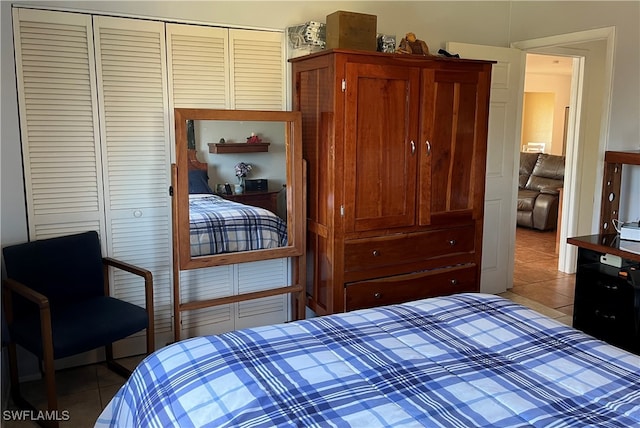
[
  {"xmin": 94, "ymin": 16, "xmax": 172, "ymax": 341},
  {"xmin": 235, "ymin": 259, "xmax": 290, "ymax": 329},
  {"xmin": 179, "ymin": 267, "xmax": 235, "ymax": 337},
  {"xmin": 167, "ymin": 24, "xmax": 229, "ymax": 109},
  {"xmin": 13, "ymin": 9, "xmax": 105, "ymax": 240},
  {"xmin": 229, "ymin": 29, "xmax": 285, "ymax": 110}
]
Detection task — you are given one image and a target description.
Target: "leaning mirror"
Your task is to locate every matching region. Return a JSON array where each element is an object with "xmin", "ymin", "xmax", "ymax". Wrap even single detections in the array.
[{"xmin": 173, "ymin": 109, "xmax": 304, "ymax": 270}]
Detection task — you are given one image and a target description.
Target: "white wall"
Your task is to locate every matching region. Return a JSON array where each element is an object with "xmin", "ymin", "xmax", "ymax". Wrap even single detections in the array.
[
  {"xmin": 524, "ymin": 74, "xmax": 572, "ymax": 156},
  {"xmin": 2, "ymin": 1, "xmax": 638, "ymax": 248},
  {"xmin": 194, "ymin": 120, "xmax": 287, "ymax": 190}
]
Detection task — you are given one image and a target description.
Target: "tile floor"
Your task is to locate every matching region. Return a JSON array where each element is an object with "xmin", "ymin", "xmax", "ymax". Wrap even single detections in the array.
[
  {"xmin": 3, "ymin": 356, "xmax": 144, "ymax": 428},
  {"xmin": 500, "ymin": 226, "xmax": 575, "ymax": 326},
  {"xmin": 3, "ymin": 227, "xmax": 575, "ymax": 427}
]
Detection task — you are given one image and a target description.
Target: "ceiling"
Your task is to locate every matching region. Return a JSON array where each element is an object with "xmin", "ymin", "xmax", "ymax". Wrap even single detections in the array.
[{"xmin": 526, "ymin": 53, "xmax": 574, "ymax": 75}]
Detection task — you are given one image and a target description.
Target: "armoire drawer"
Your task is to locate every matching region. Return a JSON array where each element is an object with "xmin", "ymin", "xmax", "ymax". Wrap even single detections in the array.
[
  {"xmin": 345, "ymin": 264, "xmax": 477, "ymax": 311},
  {"xmin": 344, "ymin": 226, "xmax": 475, "ymax": 274}
]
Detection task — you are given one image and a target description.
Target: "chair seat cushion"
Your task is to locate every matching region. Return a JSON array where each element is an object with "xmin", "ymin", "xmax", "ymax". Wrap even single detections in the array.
[
  {"xmin": 518, "ymin": 189, "xmax": 540, "ymax": 211},
  {"xmin": 9, "ymin": 296, "xmax": 148, "ymax": 360}
]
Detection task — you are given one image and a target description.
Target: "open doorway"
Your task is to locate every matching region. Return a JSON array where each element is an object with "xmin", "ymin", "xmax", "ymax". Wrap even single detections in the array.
[
  {"xmin": 511, "ymin": 28, "xmax": 614, "ymax": 312},
  {"xmin": 513, "ymin": 29, "xmax": 614, "ymax": 277},
  {"xmin": 513, "ymin": 53, "xmax": 575, "ymax": 311}
]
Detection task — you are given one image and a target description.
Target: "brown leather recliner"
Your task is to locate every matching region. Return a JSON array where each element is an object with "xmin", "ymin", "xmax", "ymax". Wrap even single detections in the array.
[{"xmin": 517, "ymin": 152, "xmax": 565, "ymax": 231}]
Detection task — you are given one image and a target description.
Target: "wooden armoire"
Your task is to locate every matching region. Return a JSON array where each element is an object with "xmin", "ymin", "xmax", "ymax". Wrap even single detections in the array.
[{"xmin": 290, "ymin": 49, "xmax": 493, "ymax": 315}]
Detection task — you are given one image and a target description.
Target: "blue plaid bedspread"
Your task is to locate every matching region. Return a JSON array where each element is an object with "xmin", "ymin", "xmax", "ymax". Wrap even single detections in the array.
[
  {"xmin": 96, "ymin": 293, "xmax": 640, "ymax": 427},
  {"xmin": 189, "ymin": 195, "xmax": 287, "ymax": 256}
]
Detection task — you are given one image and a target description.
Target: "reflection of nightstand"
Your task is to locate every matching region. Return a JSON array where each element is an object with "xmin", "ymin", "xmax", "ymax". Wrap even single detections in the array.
[{"xmin": 220, "ymin": 190, "xmax": 280, "ymax": 214}]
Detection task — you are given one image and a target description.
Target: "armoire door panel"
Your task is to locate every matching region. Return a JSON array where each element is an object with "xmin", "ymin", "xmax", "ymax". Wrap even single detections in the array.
[
  {"xmin": 420, "ymin": 69, "xmax": 483, "ymax": 225},
  {"xmin": 344, "ymin": 63, "xmax": 419, "ymax": 232}
]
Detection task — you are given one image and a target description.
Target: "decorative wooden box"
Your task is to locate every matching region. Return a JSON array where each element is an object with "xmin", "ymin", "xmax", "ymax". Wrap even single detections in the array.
[{"xmin": 326, "ymin": 11, "xmax": 377, "ymax": 51}]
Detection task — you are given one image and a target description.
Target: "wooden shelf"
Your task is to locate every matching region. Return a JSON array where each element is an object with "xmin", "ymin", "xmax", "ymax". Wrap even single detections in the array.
[{"xmin": 208, "ymin": 142, "xmax": 270, "ymax": 154}]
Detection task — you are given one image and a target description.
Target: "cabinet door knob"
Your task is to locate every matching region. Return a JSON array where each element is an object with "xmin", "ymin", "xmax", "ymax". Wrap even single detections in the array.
[
  {"xmin": 448, "ymin": 239, "xmax": 456, "ymax": 246},
  {"xmin": 450, "ymin": 279, "xmax": 458, "ymax": 285},
  {"xmin": 410, "ymin": 140, "xmax": 416, "ymax": 155},
  {"xmin": 374, "ymin": 292, "xmax": 382, "ymax": 299},
  {"xmin": 425, "ymin": 140, "xmax": 431, "ymax": 155},
  {"xmin": 372, "ymin": 250, "xmax": 380, "ymax": 257}
]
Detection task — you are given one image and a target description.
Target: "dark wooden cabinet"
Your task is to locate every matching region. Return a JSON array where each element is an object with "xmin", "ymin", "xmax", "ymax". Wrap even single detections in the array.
[
  {"xmin": 220, "ymin": 190, "xmax": 280, "ymax": 214},
  {"xmin": 291, "ymin": 49, "xmax": 493, "ymax": 315},
  {"xmin": 568, "ymin": 234, "xmax": 640, "ymax": 354}
]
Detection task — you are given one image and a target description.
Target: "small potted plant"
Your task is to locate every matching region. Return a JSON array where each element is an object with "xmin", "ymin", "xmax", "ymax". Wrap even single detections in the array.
[{"xmin": 234, "ymin": 162, "xmax": 252, "ymax": 192}]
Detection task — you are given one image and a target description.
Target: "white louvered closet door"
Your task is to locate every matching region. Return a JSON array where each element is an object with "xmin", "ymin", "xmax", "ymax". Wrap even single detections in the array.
[
  {"xmin": 229, "ymin": 29, "xmax": 285, "ymax": 110},
  {"xmin": 12, "ymin": 9, "xmax": 105, "ymax": 241},
  {"xmin": 166, "ymin": 24, "xmax": 229, "ymax": 109},
  {"xmin": 93, "ymin": 16, "xmax": 173, "ymax": 354}
]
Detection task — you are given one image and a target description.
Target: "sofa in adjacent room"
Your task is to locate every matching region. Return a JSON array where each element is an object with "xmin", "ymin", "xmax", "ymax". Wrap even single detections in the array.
[{"xmin": 517, "ymin": 152, "xmax": 565, "ymax": 231}]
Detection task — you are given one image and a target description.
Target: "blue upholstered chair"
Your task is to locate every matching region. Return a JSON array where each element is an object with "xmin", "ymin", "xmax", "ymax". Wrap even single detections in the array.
[{"xmin": 2, "ymin": 231, "xmax": 154, "ymax": 427}]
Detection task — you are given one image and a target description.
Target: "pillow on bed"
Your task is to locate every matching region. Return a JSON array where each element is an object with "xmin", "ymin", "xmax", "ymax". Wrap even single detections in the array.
[{"xmin": 188, "ymin": 170, "xmax": 215, "ymax": 194}]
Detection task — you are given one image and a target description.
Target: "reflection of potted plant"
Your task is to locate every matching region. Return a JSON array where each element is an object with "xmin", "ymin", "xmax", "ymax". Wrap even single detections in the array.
[{"xmin": 234, "ymin": 162, "xmax": 252, "ymax": 190}]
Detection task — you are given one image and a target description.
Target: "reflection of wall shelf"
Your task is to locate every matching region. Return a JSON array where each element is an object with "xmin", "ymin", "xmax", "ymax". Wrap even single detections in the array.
[{"xmin": 209, "ymin": 142, "xmax": 270, "ymax": 154}]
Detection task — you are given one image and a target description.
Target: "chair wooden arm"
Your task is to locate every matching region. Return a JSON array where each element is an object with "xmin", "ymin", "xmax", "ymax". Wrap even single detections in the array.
[
  {"xmin": 2, "ymin": 278, "xmax": 50, "ymax": 311},
  {"xmin": 103, "ymin": 257, "xmax": 152, "ymax": 281},
  {"xmin": 2, "ymin": 277, "xmax": 56, "ymax": 408},
  {"xmin": 102, "ymin": 257, "xmax": 155, "ymax": 353}
]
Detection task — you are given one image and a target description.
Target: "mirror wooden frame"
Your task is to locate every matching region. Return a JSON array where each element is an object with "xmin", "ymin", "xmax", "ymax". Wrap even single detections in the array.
[{"xmin": 173, "ymin": 108, "xmax": 304, "ymax": 270}]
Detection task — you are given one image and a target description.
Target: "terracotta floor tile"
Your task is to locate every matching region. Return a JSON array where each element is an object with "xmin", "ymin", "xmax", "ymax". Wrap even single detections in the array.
[{"xmin": 510, "ymin": 226, "xmax": 576, "ymax": 314}]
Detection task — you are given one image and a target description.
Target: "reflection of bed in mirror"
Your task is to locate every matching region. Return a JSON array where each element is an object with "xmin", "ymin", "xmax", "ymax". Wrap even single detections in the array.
[
  {"xmin": 173, "ymin": 109, "xmax": 305, "ymax": 343},
  {"xmin": 187, "ymin": 150, "xmax": 287, "ymax": 256}
]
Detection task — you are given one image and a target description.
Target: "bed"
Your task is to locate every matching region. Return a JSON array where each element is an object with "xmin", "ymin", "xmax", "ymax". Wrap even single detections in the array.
[
  {"xmin": 187, "ymin": 150, "xmax": 287, "ymax": 256},
  {"xmin": 189, "ymin": 194, "xmax": 287, "ymax": 256},
  {"xmin": 96, "ymin": 293, "xmax": 640, "ymax": 427}
]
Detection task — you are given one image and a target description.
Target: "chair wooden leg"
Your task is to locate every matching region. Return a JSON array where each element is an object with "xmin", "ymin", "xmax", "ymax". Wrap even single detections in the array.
[
  {"xmin": 146, "ymin": 325, "xmax": 155, "ymax": 356},
  {"xmin": 7, "ymin": 342, "xmax": 25, "ymax": 407},
  {"xmin": 105, "ymin": 344, "xmax": 132, "ymax": 379},
  {"xmin": 7, "ymin": 343, "xmax": 59, "ymax": 428},
  {"xmin": 43, "ymin": 348, "xmax": 58, "ymax": 428}
]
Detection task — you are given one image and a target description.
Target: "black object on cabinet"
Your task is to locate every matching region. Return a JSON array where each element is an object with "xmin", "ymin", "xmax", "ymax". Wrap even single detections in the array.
[{"xmin": 568, "ymin": 234, "xmax": 640, "ymax": 354}]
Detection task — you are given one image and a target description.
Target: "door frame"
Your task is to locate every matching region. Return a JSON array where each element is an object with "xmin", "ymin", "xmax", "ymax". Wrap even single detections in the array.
[{"xmin": 512, "ymin": 26, "xmax": 615, "ymax": 273}]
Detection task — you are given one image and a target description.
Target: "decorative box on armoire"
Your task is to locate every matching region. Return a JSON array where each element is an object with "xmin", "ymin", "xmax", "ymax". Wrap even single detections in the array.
[{"xmin": 290, "ymin": 49, "xmax": 494, "ymax": 315}]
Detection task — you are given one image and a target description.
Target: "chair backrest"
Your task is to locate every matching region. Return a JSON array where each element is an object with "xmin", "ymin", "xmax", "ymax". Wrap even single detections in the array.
[{"xmin": 3, "ymin": 231, "xmax": 105, "ymax": 316}]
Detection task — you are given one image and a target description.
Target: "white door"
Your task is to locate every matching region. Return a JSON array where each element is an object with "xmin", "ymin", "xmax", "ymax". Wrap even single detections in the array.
[
  {"xmin": 93, "ymin": 16, "xmax": 173, "ymax": 355},
  {"xmin": 13, "ymin": 8, "xmax": 106, "ymax": 241},
  {"xmin": 446, "ymin": 42, "xmax": 525, "ymax": 294}
]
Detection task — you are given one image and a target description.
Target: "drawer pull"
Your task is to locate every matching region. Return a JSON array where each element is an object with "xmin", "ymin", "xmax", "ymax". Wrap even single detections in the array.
[
  {"xmin": 594, "ymin": 309, "xmax": 616, "ymax": 321},
  {"xmin": 374, "ymin": 292, "xmax": 382, "ymax": 299},
  {"xmin": 603, "ymin": 284, "xmax": 618, "ymax": 291},
  {"xmin": 372, "ymin": 250, "xmax": 380, "ymax": 257},
  {"xmin": 450, "ymin": 279, "xmax": 458, "ymax": 286},
  {"xmin": 448, "ymin": 239, "xmax": 457, "ymax": 246}
]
